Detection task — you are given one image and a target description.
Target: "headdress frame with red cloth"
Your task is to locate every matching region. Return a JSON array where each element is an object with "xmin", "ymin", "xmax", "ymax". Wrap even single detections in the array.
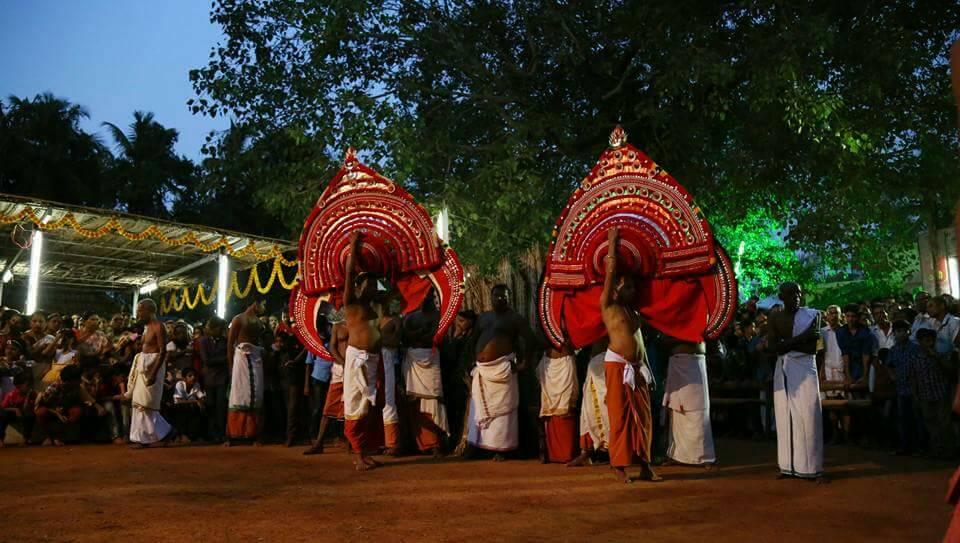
[
  {"xmin": 539, "ymin": 126, "xmax": 738, "ymax": 349},
  {"xmin": 289, "ymin": 148, "xmax": 465, "ymax": 358}
]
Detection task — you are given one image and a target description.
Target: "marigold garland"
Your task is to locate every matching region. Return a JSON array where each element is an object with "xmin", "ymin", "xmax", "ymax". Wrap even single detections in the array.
[
  {"xmin": 160, "ymin": 257, "xmax": 300, "ymax": 314},
  {"xmin": 0, "ymin": 207, "xmax": 297, "ymax": 264}
]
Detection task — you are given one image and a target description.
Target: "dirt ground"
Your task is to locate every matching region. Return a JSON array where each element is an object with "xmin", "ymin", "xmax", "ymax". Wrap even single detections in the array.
[{"xmin": 0, "ymin": 438, "xmax": 953, "ymax": 542}]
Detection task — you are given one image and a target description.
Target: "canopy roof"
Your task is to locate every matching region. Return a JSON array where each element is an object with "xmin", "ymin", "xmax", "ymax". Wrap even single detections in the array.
[{"xmin": 0, "ymin": 193, "xmax": 296, "ymax": 294}]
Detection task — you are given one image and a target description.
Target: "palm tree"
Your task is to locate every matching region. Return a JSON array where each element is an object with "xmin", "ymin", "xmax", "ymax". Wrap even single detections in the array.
[{"xmin": 103, "ymin": 111, "xmax": 196, "ymax": 219}]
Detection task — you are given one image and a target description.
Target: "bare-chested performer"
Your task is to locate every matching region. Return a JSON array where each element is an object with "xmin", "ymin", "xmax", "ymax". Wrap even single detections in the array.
[
  {"xmin": 601, "ymin": 228, "xmax": 658, "ymax": 483},
  {"xmin": 380, "ymin": 295, "xmax": 403, "ymax": 455},
  {"xmin": 342, "ymin": 231, "xmax": 385, "ymax": 471},
  {"xmin": 402, "ymin": 289, "xmax": 448, "ymax": 458},
  {"xmin": 225, "ymin": 299, "xmax": 267, "ymax": 446},
  {"xmin": 126, "ymin": 299, "xmax": 173, "ymax": 448},
  {"xmin": 661, "ymin": 336, "xmax": 716, "ymax": 469},
  {"xmin": 768, "ymin": 282, "xmax": 825, "ymax": 483},
  {"xmin": 465, "ymin": 284, "xmax": 540, "ymax": 461},
  {"xmin": 303, "ymin": 316, "xmax": 349, "ymax": 455}
]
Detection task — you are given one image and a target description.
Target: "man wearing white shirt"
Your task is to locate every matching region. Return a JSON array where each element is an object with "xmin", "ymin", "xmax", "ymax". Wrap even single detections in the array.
[{"xmin": 929, "ymin": 297, "xmax": 960, "ymax": 356}]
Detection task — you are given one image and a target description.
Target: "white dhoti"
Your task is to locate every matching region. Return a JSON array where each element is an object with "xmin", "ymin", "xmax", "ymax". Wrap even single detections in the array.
[
  {"xmin": 344, "ymin": 346, "xmax": 379, "ymax": 420},
  {"xmin": 381, "ymin": 347, "xmax": 401, "ymax": 426},
  {"xmin": 579, "ymin": 353, "xmax": 610, "ymax": 450},
  {"xmin": 774, "ymin": 308, "xmax": 824, "ymax": 478},
  {"xmin": 467, "ymin": 353, "xmax": 519, "ymax": 452},
  {"xmin": 536, "ymin": 354, "xmax": 578, "ymax": 417},
  {"xmin": 404, "ymin": 347, "xmax": 449, "ymax": 435},
  {"xmin": 126, "ymin": 352, "xmax": 172, "ymax": 444},
  {"xmin": 343, "ymin": 346, "xmax": 383, "ymax": 452},
  {"xmin": 227, "ymin": 343, "xmax": 264, "ymax": 439},
  {"xmin": 663, "ymin": 353, "xmax": 715, "ymax": 465}
]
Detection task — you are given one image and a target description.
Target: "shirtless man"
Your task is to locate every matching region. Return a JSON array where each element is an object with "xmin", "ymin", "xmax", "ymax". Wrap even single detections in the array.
[
  {"xmin": 127, "ymin": 299, "xmax": 173, "ymax": 448},
  {"xmin": 601, "ymin": 228, "xmax": 658, "ymax": 483},
  {"xmin": 465, "ymin": 284, "xmax": 540, "ymax": 461},
  {"xmin": 402, "ymin": 289, "xmax": 448, "ymax": 458},
  {"xmin": 225, "ymin": 299, "xmax": 267, "ymax": 447},
  {"xmin": 380, "ymin": 294, "xmax": 403, "ymax": 455},
  {"xmin": 342, "ymin": 231, "xmax": 385, "ymax": 471},
  {"xmin": 304, "ymin": 318, "xmax": 349, "ymax": 455}
]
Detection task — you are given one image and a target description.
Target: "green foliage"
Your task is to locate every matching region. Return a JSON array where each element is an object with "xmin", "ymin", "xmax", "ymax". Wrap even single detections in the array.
[{"xmin": 189, "ymin": 0, "xmax": 960, "ymax": 283}]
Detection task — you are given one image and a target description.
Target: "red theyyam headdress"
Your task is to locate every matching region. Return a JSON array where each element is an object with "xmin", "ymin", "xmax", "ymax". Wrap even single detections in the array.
[
  {"xmin": 289, "ymin": 148, "xmax": 465, "ymax": 358},
  {"xmin": 539, "ymin": 126, "xmax": 737, "ymax": 348}
]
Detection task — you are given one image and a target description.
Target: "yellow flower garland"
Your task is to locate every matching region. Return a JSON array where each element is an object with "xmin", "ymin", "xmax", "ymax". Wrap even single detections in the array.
[{"xmin": 0, "ymin": 207, "xmax": 297, "ymax": 264}]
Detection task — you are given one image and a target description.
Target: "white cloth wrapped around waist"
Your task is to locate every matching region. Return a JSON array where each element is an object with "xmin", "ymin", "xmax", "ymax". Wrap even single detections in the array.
[
  {"xmin": 663, "ymin": 353, "xmax": 709, "ymax": 413},
  {"xmin": 228, "ymin": 343, "xmax": 264, "ymax": 411},
  {"xmin": 404, "ymin": 347, "xmax": 449, "ymax": 434},
  {"xmin": 471, "ymin": 353, "xmax": 519, "ymax": 430},
  {"xmin": 128, "ymin": 352, "xmax": 165, "ymax": 412},
  {"xmin": 404, "ymin": 347, "xmax": 444, "ymax": 399},
  {"xmin": 343, "ymin": 345, "xmax": 380, "ymax": 420},
  {"xmin": 605, "ymin": 349, "xmax": 654, "ymax": 390},
  {"xmin": 536, "ymin": 354, "xmax": 579, "ymax": 417},
  {"xmin": 330, "ymin": 360, "xmax": 344, "ymax": 384},
  {"xmin": 580, "ymin": 353, "xmax": 610, "ymax": 448}
]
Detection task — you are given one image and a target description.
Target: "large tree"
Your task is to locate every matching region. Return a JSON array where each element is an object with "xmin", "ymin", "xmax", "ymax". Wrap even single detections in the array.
[
  {"xmin": 0, "ymin": 93, "xmax": 114, "ymax": 207},
  {"xmin": 191, "ymin": 0, "xmax": 960, "ymax": 291}
]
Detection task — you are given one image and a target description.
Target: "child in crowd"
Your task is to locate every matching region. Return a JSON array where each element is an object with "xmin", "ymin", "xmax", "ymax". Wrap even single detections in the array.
[
  {"xmin": 173, "ymin": 368, "xmax": 206, "ymax": 443},
  {"xmin": 0, "ymin": 373, "xmax": 37, "ymax": 446},
  {"xmin": 105, "ymin": 364, "xmax": 131, "ymax": 442}
]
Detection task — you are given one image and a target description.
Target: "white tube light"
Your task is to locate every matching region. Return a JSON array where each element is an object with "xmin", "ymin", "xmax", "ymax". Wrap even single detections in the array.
[
  {"xmin": 25, "ymin": 230, "xmax": 43, "ymax": 314},
  {"xmin": 139, "ymin": 281, "xmax": 158, "ymax": 295},
  {"xmin": 2, "ymin": 270, "xmax": 12, "ymax": 283},
  {"xmin": 216, "ymin": 253, "xmax": 229, "ymax": 318}
]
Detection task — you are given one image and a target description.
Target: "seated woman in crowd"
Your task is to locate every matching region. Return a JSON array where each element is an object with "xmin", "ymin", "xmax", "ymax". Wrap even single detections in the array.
[
  {"xmin": 76, "ymin": 313, "xmax": 112, "ymax": 361},
  {"xmin": 173, "ymin": 368, "xmax": 206, "ymax": 443},
  {"xmin": 23, "ymin": 311, "xmax": 56, "ymax": 379},
  {"xmin": 42, "ymin": 328, "xmax": 78, "ymax": 387}
]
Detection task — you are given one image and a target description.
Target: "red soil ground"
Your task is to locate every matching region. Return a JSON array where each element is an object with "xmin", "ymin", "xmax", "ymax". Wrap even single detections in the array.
[{"xmin": 0, "ymin": 438, "xmax": 953, "ymax": 542}]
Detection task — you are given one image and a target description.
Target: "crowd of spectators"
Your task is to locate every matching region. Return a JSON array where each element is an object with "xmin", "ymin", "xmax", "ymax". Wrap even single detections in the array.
[
  {"xmin": 0, "ymin": 308, "xmax": 304, "ymax": 447},
  {"xmin": 711, "ymin": 291, "xmax": 960, "ymax": 459}
]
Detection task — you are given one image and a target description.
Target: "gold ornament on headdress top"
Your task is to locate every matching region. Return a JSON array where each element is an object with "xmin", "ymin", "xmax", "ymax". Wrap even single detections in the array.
[
  {"xmin": 608, "ymin": 125, "xmax": 627, "ymax": 148},
  {"xmin": 343, "ymin": 146, "xmax": 358, "ymax": 167}
]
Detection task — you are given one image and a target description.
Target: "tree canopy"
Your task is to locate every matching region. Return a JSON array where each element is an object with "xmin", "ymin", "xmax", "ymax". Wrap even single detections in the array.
[{"xmin": 188, "ymin": 0, "xmax": 960, "ymax": 295}]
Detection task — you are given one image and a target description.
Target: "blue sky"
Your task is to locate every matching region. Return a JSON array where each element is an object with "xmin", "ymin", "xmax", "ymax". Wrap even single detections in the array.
[{"xmin": 0, "ymin": 1, "xmax": 229, "ymax": 159}]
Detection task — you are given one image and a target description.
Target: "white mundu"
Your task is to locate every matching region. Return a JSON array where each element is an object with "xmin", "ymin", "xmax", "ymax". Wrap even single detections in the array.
[
  {"xmin": 773, "ymin": 308, "xmax": 824, "ymax": 478},
  {"xmin": 126, "ymin": 352, "xmax": 172, "ymax": 444},
  {"xmin": 536, "ymin": 354, "xmax": 578, "ymax": 418},
  {"xmin": 343, "ymin": 346, "xmax": 379, "ymax": 420},
  {"xmin": 467, "ymin": 353, "xmax": 519, "ymax": 452},
  {"xmin": 404, "ymin": 347, "xmax": 449, "ymax": 434},
  {"xmin": 579, "ymin": 353, "xmax": 610, "ymax": 450},
  {"xmin": 663, "ymin": 353, "xmax": 716, "ymax": 465}
]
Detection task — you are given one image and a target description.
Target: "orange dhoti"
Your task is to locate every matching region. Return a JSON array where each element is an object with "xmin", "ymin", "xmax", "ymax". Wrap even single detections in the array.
[
  {"xmin": 544, "ymin": 414, "xmax": 578, "ymax": 463},
  {"xmin": 604, "ymin": 352, "xmax": 652, "ymax": 468},
  {"xmin": 343, "ymin": 346, "xmax": 384, "ymax": 454},
  {"xmin": 322, "ymin": 381, "xmax": 344, "ymax": 420},
  {"xmin": 404, "ymin": 348, "xmax": 449, "ymax": 453}
]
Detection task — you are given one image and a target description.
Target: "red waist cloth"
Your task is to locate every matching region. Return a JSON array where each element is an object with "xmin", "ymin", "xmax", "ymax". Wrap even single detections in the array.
[{"xmin": 562, "ymin": 275, "xmax": 710, "ymax": 349}]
